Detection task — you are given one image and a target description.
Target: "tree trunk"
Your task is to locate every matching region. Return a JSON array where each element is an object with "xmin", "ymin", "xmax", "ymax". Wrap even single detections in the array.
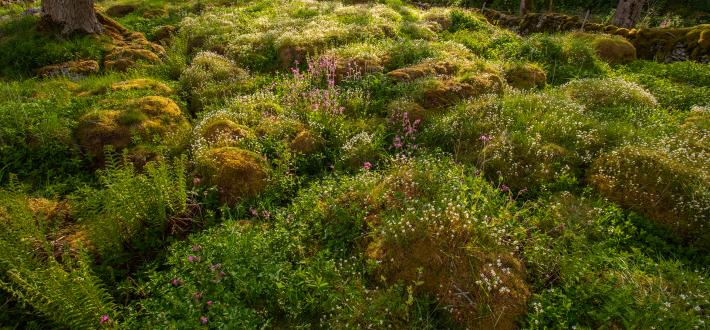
[
  {"xmin": 42, "ymin": 0, "xmax": 103, "ymax": 35},
  {"xmin": 519, "ymin": 0, "xmax": 533, "ymax": 15},
  {"xmin": 612, "ymin": 0, "xmax": 644, "ymax": 28}
]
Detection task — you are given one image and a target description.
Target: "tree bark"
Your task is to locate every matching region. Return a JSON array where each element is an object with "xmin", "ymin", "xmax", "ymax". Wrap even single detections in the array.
[
  {"xmin": 519, "ymin": 0, "xmax": 533, "ymax": 15},
  {"xmin": 42, "ymin": 0, "xmax": 103, "ymax": 35},
  {"xmin": 612, "ymin": 0, "xmax": 645, "ymax": 28}
]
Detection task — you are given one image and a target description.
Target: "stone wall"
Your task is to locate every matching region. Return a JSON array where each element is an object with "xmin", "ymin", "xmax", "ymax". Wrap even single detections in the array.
[{"xmin": 480, "ymin": 9, "xmax": 710, "ymax": 63}]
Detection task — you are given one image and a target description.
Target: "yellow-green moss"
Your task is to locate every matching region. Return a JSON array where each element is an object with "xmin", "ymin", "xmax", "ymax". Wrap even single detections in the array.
[
  {"xmin": 387, "ymin": 60, "xmax": 459, "ymax": 82},
  {"xmin": 111, "ymin": 79, "xmax": 173, "ymax": 95},
  {"xmin": 76, "ymin": 96, "xmax": 189, "ymax": 163},
  {"xmin": 289, "ymin": 129, "xmax": 323, "ymax": 154},
  {"xmin": 504, "ymin": 62, "xmax": 547, "ymax": 89},
  {"xmin": 198, "ymin": 147, "xmax": 269, "ymax": 205},
  {"xmin": 591, "ymin": 35, "xmax": 637, "ymax": 65}
]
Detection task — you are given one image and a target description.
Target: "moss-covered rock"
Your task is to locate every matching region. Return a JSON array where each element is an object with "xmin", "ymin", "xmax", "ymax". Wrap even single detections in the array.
[
  {"xmin": 76, "ymin": 96, "xmax": 189, "ymax": 164},
  {"xmin": 198, "ymin": 147, "xmax": 268, "ymax": 205},
  {"xmin": 416, "ymin": 73, "xmax": 503, "ymax": 109},
  {"xmin": 504, "ymin": 62, "xmax": 547, "ymax": 89},
  {"xmin": 289, "ymin": 129, "xmax": 323, "ymax": 154},
  {"xmin": 37, "ymin": 60, "xmax": 99, "ymax": 78},
  {"xmin": 387, "ymin": 60, "xmax": 459, "ymax": 82},
  {"xmin": 111, "ymin": 79, "xmax": 173, "ymax": 95},
  {"xmin": 591, "ymin": 35, "xmax": 637, "ymax": 65}
]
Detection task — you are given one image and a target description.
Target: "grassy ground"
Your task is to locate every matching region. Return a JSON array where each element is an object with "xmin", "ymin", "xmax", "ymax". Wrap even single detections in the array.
[{"xmin": 0, "ymin": 0, "xmax": 708, "ymax": 329}]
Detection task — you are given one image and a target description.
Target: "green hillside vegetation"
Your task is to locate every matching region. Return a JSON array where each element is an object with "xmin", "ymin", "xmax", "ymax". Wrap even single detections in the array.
[{"xmin": 0, "ymin": 0, "xmax": 708, "ymax": 328}]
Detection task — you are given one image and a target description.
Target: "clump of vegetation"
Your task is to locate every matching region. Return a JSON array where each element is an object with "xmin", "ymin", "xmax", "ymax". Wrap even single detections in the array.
[
  {"xmin": 76, "ymin": 95, "xmax": 190, "ymax": 165},
  {"xmin": 1, "ymin": 0, "xmax": 709, "ymax": 328},
  {"xmin": 195, "ymin": 147, "xmax": 269, "ymax": 205},
  {"xmin": 563, "ymin": 77, "xmax": 658, "ymax": 111},
  {"xmin": 504, "ymin": 62, "xmax": 547, "ymax": 89},
  {"xmin": 589, "ymin": 145, "xmax": 710, "ymax": 249},
  {"xmin": 180, "ymin": 51, "xmax": 250, "ymax": 113}
]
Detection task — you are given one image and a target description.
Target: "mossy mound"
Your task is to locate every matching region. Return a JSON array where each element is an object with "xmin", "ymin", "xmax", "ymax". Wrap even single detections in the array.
[
  {"xmin": 99, "ymin": 13, "xmax": 165, "ymax": 72},
  {"xmin": 180, "ymin": 52, "xmax": 250, "ymax": 113},
  {"xmin": 289, "ymin": 130, "xmax": 323, "ymax": 154},
  {"xmin": 589, "ymin": 34, "xmax": 637, "ymax": 65},
  {"xmin": 37, "ymin": 60, "xmax": 99, "ymax": 78},
  {"xmin": 181, "ymin": 52, "xmax": 247, "ymax": 88},
  {"xmin": 76, "ymin": 96, "xmax": 189, "ymax": 163},
  {"xmin": 202, "ymin": 118, "xmax": 251, "ymax": 142},
  {"xmin": 589, "ymin": 146, "xmax": 710, "ymax": 249},
  {"xmin": 504, "ymin": 62, "xmax": 546, "ymax": 89},
  {"xmin": 295, "ymin": 157, "xmax": 531, "ymax": 328},
  {"xmin": 110, "ymin": 79, "xmax": 173, "ymax": 95},
  {"xmin": 387, "ymin": 60, "xmax": 459, "ymax": 82},
  {"xmin": 105, "ymin": 47, "xmax": 162, "ymax": 71},
  {"xmin": 680, "ymin": 106, "xmax": 710, "ymax": 153},
  {"xmin": 197, "ymin": 147, "xmax": 268, "ymax": 205},
  {"xmin": 563, "ymin": 77, "xmax": 658, "ymax": 110},
  {"xmin": 416, "ymin": 73, "xmax": 504, "ymax": 109}
]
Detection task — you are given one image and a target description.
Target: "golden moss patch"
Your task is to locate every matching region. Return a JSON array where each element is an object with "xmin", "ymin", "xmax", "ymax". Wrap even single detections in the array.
[
  {"xmin": 76, "ymin": 96, "xmax": 189, "ymax": 163},
  {"xmin": 504, "ymin": 62, "xmax": 547, "ymax": 89},
  {"xmin": 111, "ymin": 79, "xmax": 173, "ymax": 95},
  {"xmin": 289, "ymin": 129, "xmax": 323, "ymax": 154},
  {"xmin": 591, "ymin": 35, "xmax": 637, "ymax": 65},
  {"xmin": 387, "ymin": 60, "xmax": 459, "ymax": 82},
  {"xmin": 37, "ymin": 60, "xmax": 99, "ymax": 78},
  {"xmin": 198, "ymin": 147, "xmax": 269, "ymax": 205}
]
